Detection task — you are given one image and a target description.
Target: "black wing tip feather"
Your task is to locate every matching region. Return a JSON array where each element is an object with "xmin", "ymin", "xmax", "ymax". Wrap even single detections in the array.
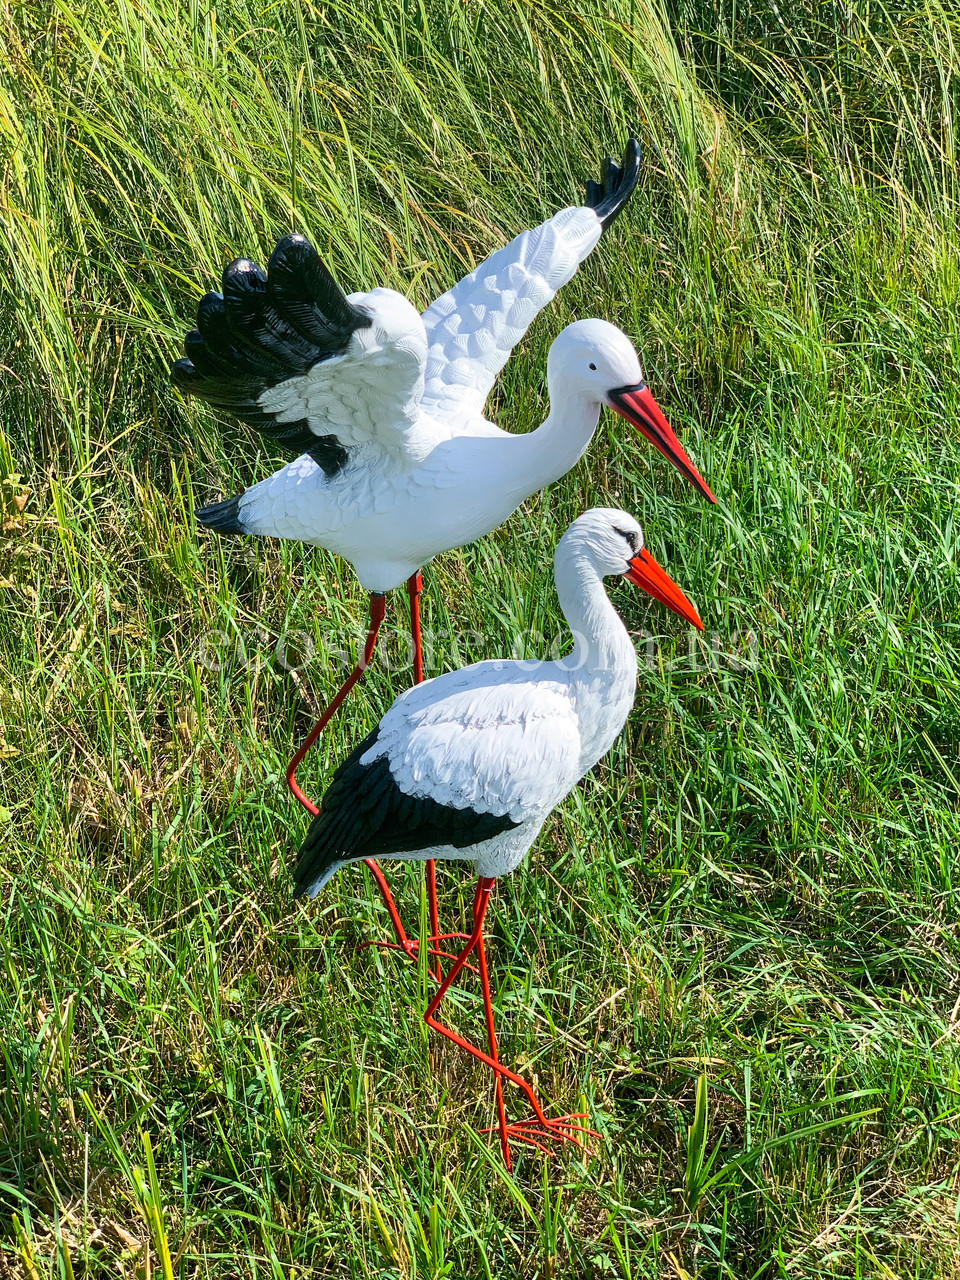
[
  {"xmin": 293, "ymin": 724, "xmax": 522, "ymax": 897},
  {"xmin": 268, "ymin": 232, "xmax": 316, "ymax": 273},
  {"xmin": 585, "ymin": 137, "xmax": 642, "ymax": 230},
  {"xmin": 170, "ymin": 356, "xmax": 195, "ymax": 390},
  {"xmin": 170, "ymin": 232, "xmax": 370, "ymax": 473},
  {"xmin": 224, "ymin": 255, "xmax": 266, "ymax": 284},
  {"xmin": 293, "ymin": 725, "xmax": 383, "ymax": 896}
]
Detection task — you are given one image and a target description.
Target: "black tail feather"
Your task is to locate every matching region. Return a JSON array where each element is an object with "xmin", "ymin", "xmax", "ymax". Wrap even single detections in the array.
[{"xmin": 196, "ymin": 495, "xmax": 246, "ymax": 535}]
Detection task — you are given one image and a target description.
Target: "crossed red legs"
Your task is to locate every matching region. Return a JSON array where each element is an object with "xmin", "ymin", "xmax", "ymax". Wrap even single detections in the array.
[{"xmin": 286, "ymin": 576, "xmax": 597, "ymax": 1169}]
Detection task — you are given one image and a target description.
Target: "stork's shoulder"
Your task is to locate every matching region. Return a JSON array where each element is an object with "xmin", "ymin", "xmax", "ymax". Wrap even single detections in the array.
[
  {"xmin": 257, "ymin": 286, "xmax": 428, "ymax": 457},
  {"xmin": 382, "ymin": 659, "xmax": 577, "ymax": 725}
]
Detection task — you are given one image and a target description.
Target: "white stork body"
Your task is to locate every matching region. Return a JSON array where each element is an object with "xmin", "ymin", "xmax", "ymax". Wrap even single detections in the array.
[
  {"xmin": 172, "ymin": 145, "xmax": 714, "ymax": 979},
  {"xmin": 291, "ymin": 507, "xmax": 704, "ymax": 1169},
  {"xmin": 294, "ymin": 507, "xmax": 701, "ymax": 893},
  {"xmin": 173, "ymin": 147, "xmax": 715, "ymax": 593},
  {"xmin": 222, "ymin": 321, "xmax": 637, "ymax": 590}
]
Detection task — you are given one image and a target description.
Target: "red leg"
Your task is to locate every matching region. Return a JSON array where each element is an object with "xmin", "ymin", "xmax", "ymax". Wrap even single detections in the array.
[
  {"xmin": 423, "ymin": 877, "xmax": 599, "ymax": 1169},
  {"xmin": 286, "ymin": 593, "xmax": 409, "ymax": 948},
  {"xmin": 475, "ymin": 905, "xmax": 509, "ymax": 1164},
  {"xmin": 286, "ymin": 592, "xmax": 386, "ymax": 816},
  {"xmin": 408, "ymin": 570, "xmax": 424, "ymax": 686},
  {"xmin": 407, "ymin": 570, "xmax": 441, "ymax": 979}
]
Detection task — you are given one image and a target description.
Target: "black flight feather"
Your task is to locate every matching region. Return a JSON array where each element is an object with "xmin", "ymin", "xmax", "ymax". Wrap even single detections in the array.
[
  {"xmin": 584, "ymin": 138, "xmax": 641, "ymax": 231},
  {"xmin": 294, "ymin": 725, "xmax": 521, "ymax": 897},
  {"xmin": 171, "ymin": 233, "xmax": 371, "ymax": 477}
]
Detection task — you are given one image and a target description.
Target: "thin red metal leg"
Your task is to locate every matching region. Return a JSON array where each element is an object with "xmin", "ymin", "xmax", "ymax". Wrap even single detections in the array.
[
  {"xmin": 423, "ymin": 877, "xmax": 598, "ymax": 1169},
  {"xmin": 286, "ymin": 592, "xmax": 387, "ymax": 816},
  {"xmin": 408, "ymin": 569, "xmax": 424, "ymax": 686},
  {"xmin": 408, "ymin": 570, "xmax": 441, "ymax": 979},
  {"xmin": 476, "ymin": 912, "xmax": 510, "ymax": 1165},
  {"xmin": 286, "ymin": 593, "xmax": 409, "ymax": 949}
]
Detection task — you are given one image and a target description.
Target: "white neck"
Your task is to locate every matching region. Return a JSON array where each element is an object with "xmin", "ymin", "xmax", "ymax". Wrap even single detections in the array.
[
  {"xmin": 504, "ymin": 391, "xmax": 601, "ymax": 506},
  {"xmin": 555, "ymin": 551, "xmax": 637, "ymax": 679},
  {"xmin": 553, "ymin": 544, "xmax": 639, "ymax": 767}
]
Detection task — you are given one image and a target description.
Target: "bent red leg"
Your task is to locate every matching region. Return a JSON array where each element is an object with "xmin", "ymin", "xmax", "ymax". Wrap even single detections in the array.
[
  {"xmin": 408, "ymin": 569, "xmax": 441, "ymax": 979},
  {"xmin": 286, "ymin": 593, "xmax": 409, "ymax": 948},
  {"xmin": 286, "ymin": 592, "xmax": 387, "ymax": 816},
  {"xmin": 423, "ymin": 877, "xmax": 598, "ymax": 1170},
  {"xmin": 355, "ymin": 931, "xmax": 478, "ymax": 974}
]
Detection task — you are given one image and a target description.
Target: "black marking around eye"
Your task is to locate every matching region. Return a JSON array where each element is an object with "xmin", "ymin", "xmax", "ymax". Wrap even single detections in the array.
[{"xmin": 613, "ymin": 525, "xmax": 640, "ymax": 555}]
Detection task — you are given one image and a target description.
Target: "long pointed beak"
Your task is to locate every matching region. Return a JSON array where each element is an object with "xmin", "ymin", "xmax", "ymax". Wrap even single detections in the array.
[
  {"xmin": 625, "ymin": 549, "xmax": 704, "ymax": 631},
  {"xmin": 609, "ymin": 382, "xmax": 717, "ymax": 504}
]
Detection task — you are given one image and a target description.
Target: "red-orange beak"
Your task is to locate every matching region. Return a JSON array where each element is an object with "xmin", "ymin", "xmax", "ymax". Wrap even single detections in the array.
[
  {"xmin": 625, "ymin": 548, "xmax": 704, "ymax": 631},
  {"xmin": 609, "ymin": 382, "xmax": 716, "ymax": 504}
]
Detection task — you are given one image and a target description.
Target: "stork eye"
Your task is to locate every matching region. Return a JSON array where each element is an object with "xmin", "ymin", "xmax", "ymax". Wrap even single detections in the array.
[
  {"xmin": 589, "ymin": 362, "xmax": 597, "ymax": 371},
  {"xmin": 613, "ymin": 525, "xmax": 640, "ymax": 554}
]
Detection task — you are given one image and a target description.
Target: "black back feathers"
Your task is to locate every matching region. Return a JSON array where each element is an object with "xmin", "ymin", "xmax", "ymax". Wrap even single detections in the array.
[
  {"xmin": 171, "ymin": 234, "xmax": 370, "ymax": 475},
  {"xmin": 584, "ymin": 139, "xmax": 641, "ymax": 231},
  {"xmin": 294, "ymin": 726, "xmax": 521, "ymax": 896}
]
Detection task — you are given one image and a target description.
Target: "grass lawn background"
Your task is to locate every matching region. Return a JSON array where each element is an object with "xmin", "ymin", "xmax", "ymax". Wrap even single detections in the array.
[{"xmin": 1, "ymin": 0, "xmax": 960, "ymax": 1274}]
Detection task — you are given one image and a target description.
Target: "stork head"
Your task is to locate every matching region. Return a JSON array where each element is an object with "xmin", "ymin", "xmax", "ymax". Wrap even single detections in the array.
[
  {"xmin": 548, "ymin": 319, "xmax": 716, "ymax": 504},
  {"xmin": 557, "ymin": 507, "xmax": 703, "ymax": 630}
]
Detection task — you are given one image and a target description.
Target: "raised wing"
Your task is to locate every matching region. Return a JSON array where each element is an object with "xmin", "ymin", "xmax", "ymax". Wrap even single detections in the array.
[
  {"xmin": 420, "ymin": 140, "xmax": 640, "ymax": 429},
  {"xmin": 172, "ymin": 234, "xmax": 427, "ymax": 477}
]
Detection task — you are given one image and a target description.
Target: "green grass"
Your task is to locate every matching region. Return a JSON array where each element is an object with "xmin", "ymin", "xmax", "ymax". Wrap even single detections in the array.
[{"xmin": 2, "ymin": 0, "xmax": 960, "ymax": 1275}]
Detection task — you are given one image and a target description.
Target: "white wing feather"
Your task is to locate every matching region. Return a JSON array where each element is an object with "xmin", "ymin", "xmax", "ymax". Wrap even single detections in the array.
[
  {"xmin": 257, "ymin": 289, "xmax": 429, "ymax": 460},
  {"xmin": 365, "ymin": 662, "xmax": 585, "ymax": 822},
  {"xmin": 420, "ymin": 206, "xmax": 603, "ymax": 428}
]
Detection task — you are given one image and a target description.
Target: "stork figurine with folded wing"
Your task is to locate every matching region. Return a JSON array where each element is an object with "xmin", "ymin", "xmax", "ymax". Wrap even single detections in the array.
[{"xmin": 293, "ymin": 508, "xmax": 705, "ymax": 1167}]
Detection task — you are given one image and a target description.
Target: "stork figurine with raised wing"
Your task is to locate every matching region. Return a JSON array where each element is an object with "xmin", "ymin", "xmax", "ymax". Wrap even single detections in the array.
[{"xmin": 172, "ymin": 142, "xmax": 715, "ymax": 961}]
